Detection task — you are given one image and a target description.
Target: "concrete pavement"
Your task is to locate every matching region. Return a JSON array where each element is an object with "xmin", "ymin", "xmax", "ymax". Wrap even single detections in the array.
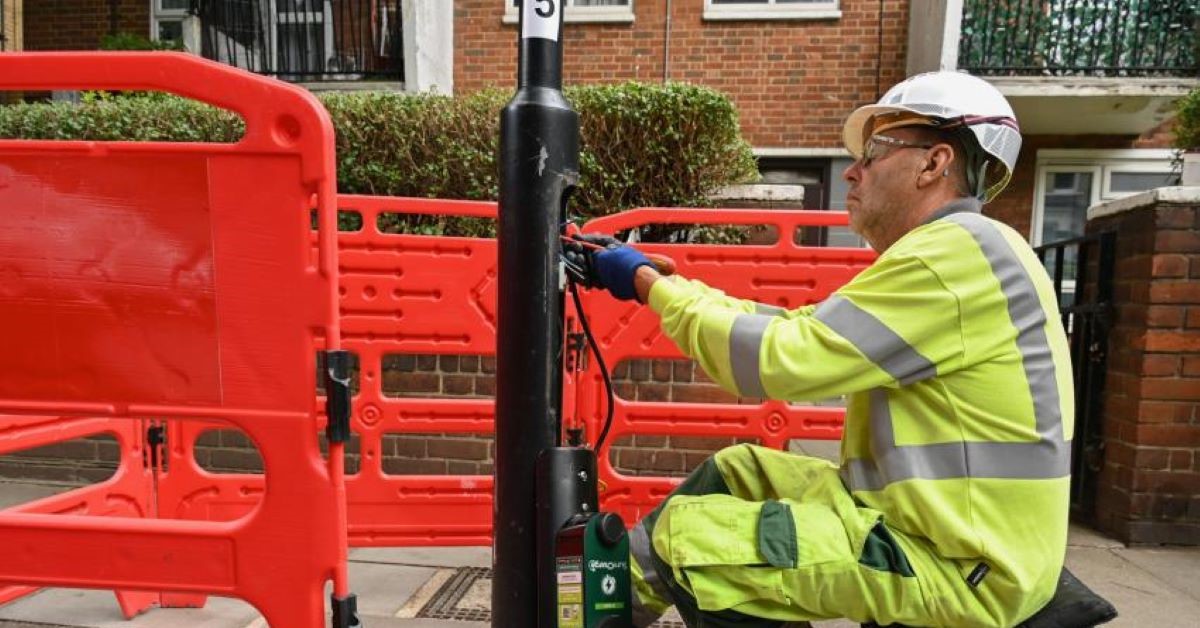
[{"xmin": 2, "ymin": 479, "xmax": 1198, "ymax": 627}]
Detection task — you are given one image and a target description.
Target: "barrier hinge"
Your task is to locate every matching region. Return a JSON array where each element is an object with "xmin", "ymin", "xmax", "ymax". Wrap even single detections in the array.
[
  {"xmin": 323, "ymin": 350, "xmax": 352, "ymax": 444},
  {"xmin": 146, "ymin": 424, "xmax": 165, "ymax": 470},
  {"xmin": 565, "ymin": 331, "xmax": 588, "ymax": 372}
]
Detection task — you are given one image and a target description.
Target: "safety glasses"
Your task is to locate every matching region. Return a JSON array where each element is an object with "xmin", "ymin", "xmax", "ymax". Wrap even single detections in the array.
[{"xmin": 860, "ymin": 134, "xmax": 935, "ymax": 168}]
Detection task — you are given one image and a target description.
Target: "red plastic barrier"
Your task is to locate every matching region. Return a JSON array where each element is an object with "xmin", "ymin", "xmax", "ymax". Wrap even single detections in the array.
[
  {"xmin": 0, "ymin": 52, "xmax": 348, "ymax": 626},
  {"xmin": 152, "ymin": 195, "xmax": 502, "ymax": 548},
  {"xmin": 150, "ymin": 198, "xmax": 872, "ymax": 546},
  {"xmin": 0, "ymin": 415, "xmax": 155, "ymax": 616},
  {"xmin": 580, "ymin": 209, "xmax": 876, "ymax": 524}
]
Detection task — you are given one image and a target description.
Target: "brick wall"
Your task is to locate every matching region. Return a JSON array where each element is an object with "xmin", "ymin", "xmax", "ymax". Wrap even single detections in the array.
[
  {"xmin": 1088, "ymin": 189, "xmax": 1200, "ymax": 545},
  {"xmin": 609, "ymin": 358, "xmax": 761, "ymax": 476},
  {"xmin": 456, "ymin": 0, "xmax": 909, "ymax": 148},
  {"xmin": 24, "ymin": 0, "xmax": 148, "ymax": 51}
]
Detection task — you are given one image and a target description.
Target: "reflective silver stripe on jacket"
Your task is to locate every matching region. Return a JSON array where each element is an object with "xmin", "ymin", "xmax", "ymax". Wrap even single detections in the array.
[
  {"xmin": 814, "ymin": 295, "xmax": 939, "ymax": 385},
  {"xmin": 842, "ymin": 213, "xmax": 1069, "ymax": 491},
  {"xmin": 629, "ymin": 522, "xmax": 672, "ymax": 608},
  {"xmin": 730, "ymin": 314, "xmax": 773, "ymax": 398},
  {"xmin": 728, "ymin": 304, "xmax": 788, "ymax": 397}
]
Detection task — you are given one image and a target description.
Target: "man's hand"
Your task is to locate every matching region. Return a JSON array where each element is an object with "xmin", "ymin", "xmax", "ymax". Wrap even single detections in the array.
[{"xmin": 563, "ymin": 233, "xmax": 671, "ymax": 302}]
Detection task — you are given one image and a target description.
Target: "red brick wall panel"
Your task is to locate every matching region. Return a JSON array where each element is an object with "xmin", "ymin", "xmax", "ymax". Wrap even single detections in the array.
[
  {"xmin": 25, "ymin": 1, "xmax": 150, "ymax": 51},
  {"xmin": 1089, "ymin": 200, "xmax": 1200, "ymax": 545},
  {"xmin": 456, "ymin": 0, "xmax": 909, "ymax": 148}
]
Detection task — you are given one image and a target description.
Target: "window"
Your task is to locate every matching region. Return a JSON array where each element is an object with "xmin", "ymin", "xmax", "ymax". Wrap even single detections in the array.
[
  {"xmin": 151, "ymin": 0, "xmax": 190, "ymax": 45},
  {"xmin": 199, "ymin": 1, "xmax": 347, "ymax": 80},
  {"xmin": 1033, "ymin": 149, "xmax": 1178, "ymax": 306},
  {"xmin": 274, "ymin": 0, "xmax": 333, "ymax": 78},
  {"xmin": 504, "ymin": 0, "xmax": 635, "ymax": 25},
  {"xmin": 704, "ymin": 0, "xmax": 841, "ymax": 21},
  {"xmin": 1032, "ymin": 150, "xmax": 1179, "ymax": 247}
]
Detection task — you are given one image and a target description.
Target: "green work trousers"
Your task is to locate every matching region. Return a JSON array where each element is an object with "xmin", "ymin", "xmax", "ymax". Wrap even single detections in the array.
[{"xmin": 629, "ymin": 444, "xmax": 995, "ymax": 628}]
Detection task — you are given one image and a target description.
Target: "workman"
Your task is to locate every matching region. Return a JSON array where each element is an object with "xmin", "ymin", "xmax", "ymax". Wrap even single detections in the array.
[{"xmin": 566, "ymin": 71, "xmax": 1073, "ymax": 628}]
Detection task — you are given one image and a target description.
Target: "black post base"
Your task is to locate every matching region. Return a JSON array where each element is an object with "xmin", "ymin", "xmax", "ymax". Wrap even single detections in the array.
[{"xmin": 331, "ymin": 593, "xmax": 361, "ymax": 628}]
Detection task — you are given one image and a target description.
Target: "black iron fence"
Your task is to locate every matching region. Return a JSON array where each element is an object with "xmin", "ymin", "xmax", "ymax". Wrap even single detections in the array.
[
  {"xmin": 960, "ymin": 0, "xmax": 1198, "ymax": 77},
  {"xmin": 194, "ymin": 0, "xmax": 403, "ymax": 82},
  {"xmin": 1, "ymin": 0, "xmax": 7, "ymax": 52},
  {"xmin": 1035, "ymin": 231, "xmax": 1116, "ymax": 515}
]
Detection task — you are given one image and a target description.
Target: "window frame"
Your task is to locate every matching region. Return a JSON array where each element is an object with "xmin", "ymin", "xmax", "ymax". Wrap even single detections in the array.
[
  {"xmin": 703, "ymin": 0, "xmax": 841, "ymax": 22},
  {"xmin": 503, "ymin": 0, "xmax": 635, "ymax": 25},
  {"xmin": 150, "ymin": 0, "xmax": 190, "ymax": 43},
  {"xmin": 270, "ymin": 0, "xmax": 335, "ymax": 76},
  {"xmin": 1031, "ymin": 149, "xmax": 1176, "ymax": 246}
]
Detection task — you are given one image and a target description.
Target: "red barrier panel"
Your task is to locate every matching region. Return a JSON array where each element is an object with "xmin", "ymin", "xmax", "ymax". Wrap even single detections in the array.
[
  {"xmin": 180, "ymin": 197, "xmax": 865, "ymax": 547},
  {"xmin": 0, "ymin": 415, "xmax": 156, "ymax": 617},
  {"xmin": 580, "ymin": 209, "xmax": 876, "ymax": 524},
  {"xmin": 149, "ymin": 195, "xmax": 502, "ymax": 549},
  {"xmin": 0, "ymin": 52, "xmax": 348, "ymax": 626}
]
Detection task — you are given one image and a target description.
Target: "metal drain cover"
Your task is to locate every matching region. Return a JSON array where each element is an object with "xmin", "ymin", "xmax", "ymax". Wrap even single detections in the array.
[
  {"xmin": 414, "ymin": 567, "xmax": 684, "ymax": 626},
  {"xmin": 417, "ymin": 566, "xmax": 491, "ymax": 622}
]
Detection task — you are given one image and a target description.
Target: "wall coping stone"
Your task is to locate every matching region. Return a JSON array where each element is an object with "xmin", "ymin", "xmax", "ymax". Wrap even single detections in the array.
[
  {"xmin": 711, "ymin": 184, "xmax": 806, "ymax": 202},
  {"xmin": 1087, "ymin": 186, "xmax": 1200, "ymax": 221}
]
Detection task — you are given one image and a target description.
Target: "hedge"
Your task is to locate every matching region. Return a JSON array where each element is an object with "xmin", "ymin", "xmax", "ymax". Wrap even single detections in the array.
[
  {"xmin": 0, "ymin": 82, "xmax": 758, "ymax": 237},
  {"xmin": 1173, "ymin": 86, "xmax": 1200, "ymax": 152}
]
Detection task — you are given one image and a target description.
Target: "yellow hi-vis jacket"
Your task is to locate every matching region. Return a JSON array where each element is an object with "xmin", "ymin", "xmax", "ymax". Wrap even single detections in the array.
[{"xmin": 645, "ymin": 200, "xmax": 1073, "ymax": 626}]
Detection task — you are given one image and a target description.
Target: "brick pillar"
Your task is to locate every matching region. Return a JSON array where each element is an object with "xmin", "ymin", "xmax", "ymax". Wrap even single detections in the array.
[{"xmin": 1088, "ymin": 187, "xmax": 1200, "ymax": 545}]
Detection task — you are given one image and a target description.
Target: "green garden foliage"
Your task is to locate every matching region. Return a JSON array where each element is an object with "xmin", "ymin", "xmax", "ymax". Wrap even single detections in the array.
[
  {"xmin": 100, "ymin": 32, "xmax": 184, "ymax": 51},
  {"xmin": 0, "ymin": 82, "xmax": 757, "ymax": 237},
  {"xmin": 1173, "ymin": 87, "xmax": 1200, "ymax": 152}
]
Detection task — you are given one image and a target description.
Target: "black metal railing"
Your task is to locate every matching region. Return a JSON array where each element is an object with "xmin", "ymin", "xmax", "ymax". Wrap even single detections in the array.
[
  {"xmin": 194, "ymin": 0, "xmax": 403, "ymax": 82},
  {"xmin": 960, "ymin": 0, "xmax": 1198, "ymax": 77},
  {"xmin": 1036, "ymin": 231, "xmax": 1116, "ymax": 516},
  {"xmin": 1, "ymin": 0, "xmax": 7, "ymax": 52}
]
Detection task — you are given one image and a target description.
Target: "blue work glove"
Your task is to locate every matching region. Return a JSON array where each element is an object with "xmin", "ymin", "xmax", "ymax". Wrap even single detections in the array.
[{"xmin": 563, "ymin": 233, "xmax": 653, "ymax": 301}]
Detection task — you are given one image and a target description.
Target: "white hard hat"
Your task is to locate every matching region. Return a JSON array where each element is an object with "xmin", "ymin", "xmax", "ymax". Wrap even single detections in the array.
[{"xmin": 842, "ymin": 71, "xmax": 1022, "ymax": 202}]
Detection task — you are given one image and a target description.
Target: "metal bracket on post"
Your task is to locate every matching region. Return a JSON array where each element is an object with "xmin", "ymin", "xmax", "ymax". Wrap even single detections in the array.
[
  {"xmin": 566, "ymin": 330, "xmax": 588, "ymax": 372},
  {"xmin": 323, "ymin": 350, "xmax": 352, "ymax": 444},
  {"xmin": 331, "ymin": 593, "xmax": 361, "ymax": 628}
]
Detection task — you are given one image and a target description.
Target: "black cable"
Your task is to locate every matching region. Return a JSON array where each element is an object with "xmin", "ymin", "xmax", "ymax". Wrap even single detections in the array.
[{"xmin": 568, "ymin": 279, "xmax": 616, "ymax": 454}]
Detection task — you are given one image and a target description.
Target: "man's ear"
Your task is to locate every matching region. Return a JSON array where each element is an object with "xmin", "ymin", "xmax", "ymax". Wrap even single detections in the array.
[{"xmin": 917, "ymin": 143, "xmax": 956, "ymax": 189}]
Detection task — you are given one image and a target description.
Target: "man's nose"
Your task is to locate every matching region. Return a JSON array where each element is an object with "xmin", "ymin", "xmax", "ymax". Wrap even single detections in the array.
[{"xmin": 843, "ymin": 159, "xmax": 861, "ymax": 183}]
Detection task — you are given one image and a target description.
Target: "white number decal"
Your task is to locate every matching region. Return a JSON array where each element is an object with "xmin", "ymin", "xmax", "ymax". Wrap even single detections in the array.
[{"xmin": 522, "ymin": 0, "xmax": 560, "ymax": 41}]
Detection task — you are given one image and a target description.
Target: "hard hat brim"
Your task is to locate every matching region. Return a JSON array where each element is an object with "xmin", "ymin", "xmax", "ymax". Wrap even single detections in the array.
[{"xmin": 842, "ymin": 104, "xmax": 921, "ymax": 158}]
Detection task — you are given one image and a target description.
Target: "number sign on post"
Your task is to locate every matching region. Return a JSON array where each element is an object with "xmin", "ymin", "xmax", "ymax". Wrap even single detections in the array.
[{"xmin": 522, "ymin": 0, "xmax": 560, "ymax": 41}]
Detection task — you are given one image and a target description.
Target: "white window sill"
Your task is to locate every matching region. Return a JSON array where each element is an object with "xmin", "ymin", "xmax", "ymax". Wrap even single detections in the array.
[
  {"xmin": 502, "ymin": 11, "xmax": 635, "ymax": 25},
  {"xmin": 703, "ymin": 9, "xmax": 841, "ymax": 21}
]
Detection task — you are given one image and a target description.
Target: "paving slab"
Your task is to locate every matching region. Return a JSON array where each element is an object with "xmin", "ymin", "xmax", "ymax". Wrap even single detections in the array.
[
  {"xmin": 1066, "ymin": 545, "xmax": 1200, "ymax": 626},
  {"xmin": 0, "ymin": 588, "xmax": 259, "ymax": 628},
  {"xmin": 1110, "ymin": 545, "xmax": 1200, "ymax": 602},
  {"xmin": 342, "ymin": 561, "xmax": 439, "ymax": 618}
]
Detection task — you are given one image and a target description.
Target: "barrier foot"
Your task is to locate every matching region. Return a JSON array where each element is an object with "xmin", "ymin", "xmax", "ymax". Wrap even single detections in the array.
[
  {"xmin": 331, "ymin": 593, "xmax": 361, "ymax": 628},
  {"xmin": 115, "ymin": 590, "xmax": 159, "ymax": 619}
]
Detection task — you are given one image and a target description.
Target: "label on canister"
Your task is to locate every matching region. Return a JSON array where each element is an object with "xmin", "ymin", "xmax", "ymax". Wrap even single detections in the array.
[{"xmin": 556, "ymin": 556, "xmax": 584, "ymax": 628}]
